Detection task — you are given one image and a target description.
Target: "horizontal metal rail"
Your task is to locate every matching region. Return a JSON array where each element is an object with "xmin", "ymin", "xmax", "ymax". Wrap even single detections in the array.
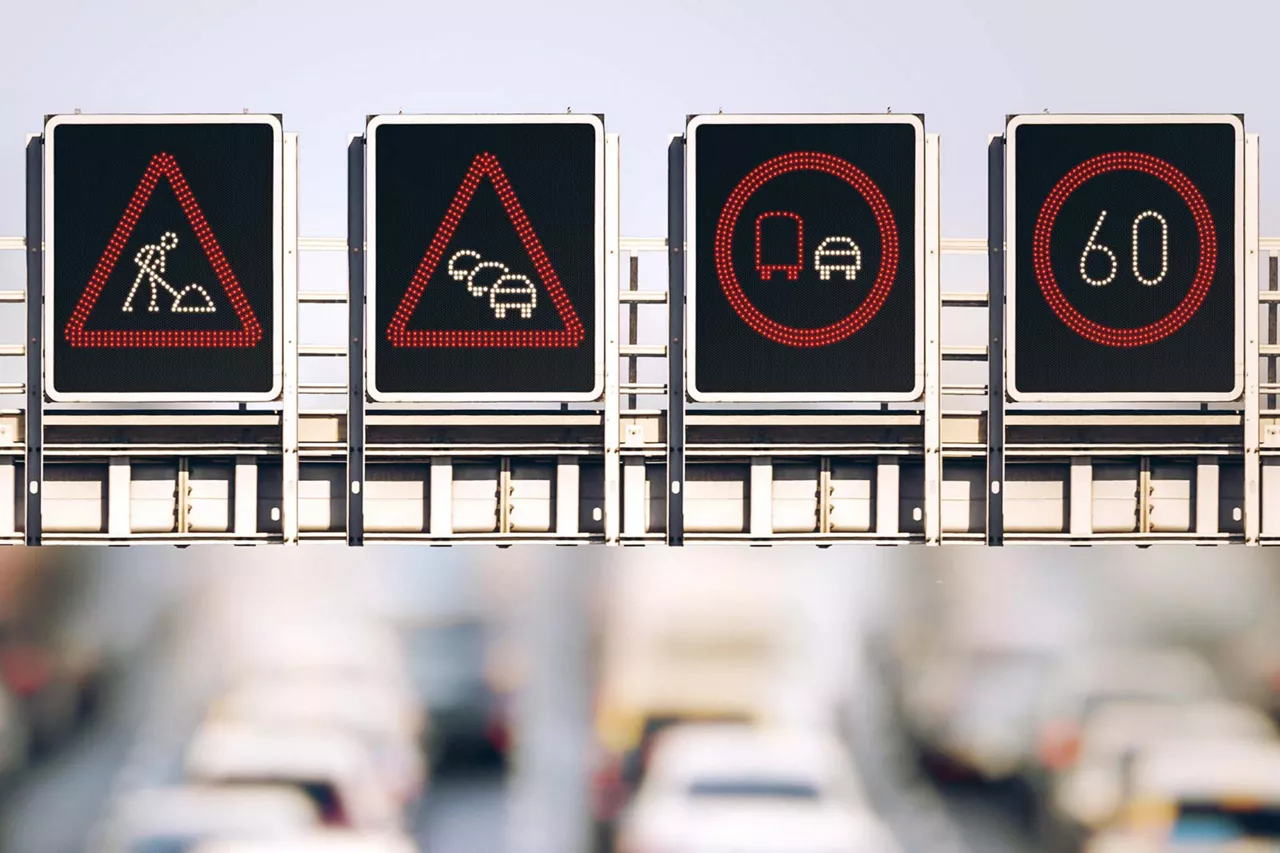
[{"xmin": 620, "ymin": 344, "xmax": 666, "ymax": 357}]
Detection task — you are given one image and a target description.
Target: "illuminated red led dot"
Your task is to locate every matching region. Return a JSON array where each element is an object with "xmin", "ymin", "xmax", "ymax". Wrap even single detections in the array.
[{"xmin": 1031, "ymin": 151, "xmax": 1217, "ymax": 348}]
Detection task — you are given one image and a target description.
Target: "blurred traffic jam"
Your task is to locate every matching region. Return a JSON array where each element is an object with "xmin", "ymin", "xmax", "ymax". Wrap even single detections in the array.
[{"xmin": 3, "ymin": 547, "xmax": 1280, "ymax": 853}]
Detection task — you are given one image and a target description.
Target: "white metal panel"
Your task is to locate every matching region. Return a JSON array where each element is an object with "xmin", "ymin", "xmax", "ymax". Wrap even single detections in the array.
[
  {"xmin": 0, "ymin": 460, "xmax": 14, "ymax": 536},
  {"xmin": 1004, "ymin": 464, "xmax": 1068, "ymax": 533},
  {"xmin": 557, "ymin": 458, "xmax": 580, "ymax": 536},
  {"xmin": 941, "ymin": 463, "xmax": 983, "ymax": 534},
  {"xmin": 108, "ymin": 457, "xmax": 130, "ymax": 536},
  {"xmin": 188, "ymin": 462, "xmax": 232, "ymax": 533},
  {"xmin": 297, "ymin": 465, "xmax": 344, "ymax": 533},
  {"xmin": 1261, "ymin": 460, "xmax": 1280, "ymax": 536},
  {"xmin": 235, "ymin": 457, "xmax": 258, "ymax": 536},
  {"xmin": 453, "ymin": 463, "xmax": 499, "ymax": 534},
  {"xmin": 1092, "ymin": 463, "xmax": 1139, "ymax": 534},
  {"xmin": 130, "ymin": 464, "xmax": 177, "ymax": 534},
  {"xmin": 509, "ymin": 462, "xmax": 554, "ymax": 533},
  {"xmin": 622, "ymin": 457, "xmax": 646, "ymax": 536},
  {"xmin": 1149, "ymin": 462, "xmax": 1193, "ymax": 533},
  {"xmin": 430, "ymin": 458, "xmax": 452, "ymax": 535},
  {"xmin": 364, "ymin": 465, "xmax": 428, "ymax": 533},
  {"xmin": 772, "ymin": 462, "xmax": 818, "ymax": 534},
  {"xmin": 831, "ymin": 463, "xmax": 874, "ymax": 533},
  {"xmin": 1070, "ymin": 457, "xmax": 1093, "ymax": 535},
  {"xmin": 684, "ymin": 464, "xmax": 747, "ymax": 533},
  {"xmin": 750, "ymin": 458, "xmax": 773, "ymax": 535},
  {"xmin": 43, "ymin": 465, "xmax": 105, "ymax": 533},
  {"xmin": 876, "ymin": 458, "xmax": 900, "ymax": 536},
  {"xmin": 1196, "ymin": 458, "xmax": 1219, "ymax": 535}
]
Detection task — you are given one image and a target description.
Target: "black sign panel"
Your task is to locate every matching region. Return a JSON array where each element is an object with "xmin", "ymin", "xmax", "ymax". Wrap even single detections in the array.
[
  {"xmin": 1008, "ymin": 115, "xmax": 1243, "ymax": 401},
  {"xmin": 367, "ymin": 115, "xmax": 603, "ymax": 401},
  {"xmin": 688, "ymin": 115, "xmax": 924, "ymax": 401},
  {"xmin": 46, "ymin": 115, "xmax": 282, "ymax": 401}
]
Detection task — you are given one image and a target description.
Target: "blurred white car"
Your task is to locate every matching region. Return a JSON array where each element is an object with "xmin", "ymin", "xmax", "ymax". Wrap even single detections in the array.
[
  {"xmin": 615, "ymin": 724, "xmax": 901, "ymax": 853},
  {"xmin": 226, "ymin": 617, "xmax": 415, "ymax": 707},
  {"xmin": 904, "ymin": 645, "xmax": 1054, "ymax": 781},
  {"xmin": 184, "ymin": 720, "xmax": 401, "ymax": 832},
  {"xmin": 1051, "ymin": 699, "xmax": 1277, "ymax": 834},
  {"xmin": 210, "ymin": 676, "xmax": 426, "ymax": 805},
  {"xmin": 1083, "ymin": 738, "xmax": 1280, "ymax": 852},
  {"xmin": 100, "ymin": 784, "xmax": 321, "ymax": 853},
  {"xmin": 190, "ymin": 830, "xmax": 418, "ymax": 853},
  {"xmin": 1033, "ymin": 647, "xmax": 1221, "ymax": 775}
]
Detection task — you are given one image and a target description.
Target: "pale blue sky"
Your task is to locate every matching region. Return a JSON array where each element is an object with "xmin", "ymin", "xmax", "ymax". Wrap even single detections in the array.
[{"xmin": 5, "ymin": 0, "xmax": 1280, "ymax": 242}]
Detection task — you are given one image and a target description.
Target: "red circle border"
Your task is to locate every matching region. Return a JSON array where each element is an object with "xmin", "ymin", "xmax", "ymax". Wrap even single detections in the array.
[{"xmin": 713, "ymin": 151, "xmax": 900, "ymax": 348}]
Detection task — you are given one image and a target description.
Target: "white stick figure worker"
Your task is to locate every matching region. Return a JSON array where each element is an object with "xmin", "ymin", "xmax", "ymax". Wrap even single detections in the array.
[{"xmin": 123, "ymin": 231, "xmax": 216, "ymax": 314}]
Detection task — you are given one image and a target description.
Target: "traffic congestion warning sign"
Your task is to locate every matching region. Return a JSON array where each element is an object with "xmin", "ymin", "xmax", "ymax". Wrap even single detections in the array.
[
  {"xmin": 687, "ymin": 114, "xmax": 925, "ymax": 402},
  {"xmin": 386, "ymin": 151, "xmax": 585, "ymax": 348},
  {"xmin": 65, "ymin": 152, "xmax": 263, "ymax": 349},
  {"xmin": 46, "ymin": 114, "xmax": 282, "ymax": 402},
  {"xmin": 1007, "ymin": 114, "xmax": 1245, "ymax": 402},
  {"xmin": 367, "ymin": 114, "xmax": 604, "ymax": 402}
]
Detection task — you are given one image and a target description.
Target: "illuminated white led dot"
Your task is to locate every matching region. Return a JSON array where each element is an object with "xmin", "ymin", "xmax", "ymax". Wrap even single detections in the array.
[
  {"xmin": 466, "ymin": 260, "xmax": 509, "ymax": 298},
  {"xmin": 447, "ymin": 249, "xmax": 482, "ymax": 282},
  {"xmin": 814, "ymin": 236, "xmax": 863, "ymax": 281},
  {"xmin": 1079, "ymin": 210, "xmax": 1118, "ymax": 287},
  {"xmin": 490, "ymin": 273, "xmax": 537, "ymax": 319},
  {"xmin": 1131, "ymin": 210, "xmax": 1169, "ymax": 286}
]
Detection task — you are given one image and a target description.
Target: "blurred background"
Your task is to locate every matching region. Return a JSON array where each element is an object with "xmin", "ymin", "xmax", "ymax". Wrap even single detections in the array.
[{"xmin": 1, "ymin": 548, "xmax": 1279, "ymax": 852}]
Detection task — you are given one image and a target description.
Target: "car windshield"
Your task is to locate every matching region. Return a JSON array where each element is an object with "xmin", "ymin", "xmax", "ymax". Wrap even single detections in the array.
[
  {"xmin": 687, "ymin": 778, "xmax": 822, "ymax": 800},
  {"xmin": 1173, "ymin": 803, "xmax": 1280, "ymax": 841},
  {"xmin": 132, "ymin": 838, "xmax": 195, "ymax": 853}
]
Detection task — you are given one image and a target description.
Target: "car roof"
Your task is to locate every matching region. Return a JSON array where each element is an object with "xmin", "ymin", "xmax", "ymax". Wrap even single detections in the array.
[
  {"xmin": 1133, "ymin": 738, "xmax": 1280, "ymax": 801},
  {"xmin": 1081, "ymin": 700, "xmax": 1275, "ymax": 756},
  {"xmin": 189, "ymin": 831, "xmax": 418, "ymax": 853},
  {"xmin": 645, "ymin": 723, "xmax": 859, "ymax": 791},
  {"xmin": 108, "ymin": 784, "xmax": 320, "ymax": 838},
  {"xmin": 1046, "ymin": 648, "xmax": 1219, "ymax": 703},
  {"xmin": 212, "ymin": 677, "xmax": 419, "ymax": 737},
  {"xmin": 184, "ymin": 720, "xmax": 375, "ymax": 783}
]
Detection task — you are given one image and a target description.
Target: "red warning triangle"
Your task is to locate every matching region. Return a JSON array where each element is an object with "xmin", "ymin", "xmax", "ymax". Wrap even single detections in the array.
[
  {"xmin": 64, "ymin": 152, "xmax": 264, "ymax": 348},
  {"xmin": 387, "ymin": 152, "xmax": 585, "ymax": 348}
]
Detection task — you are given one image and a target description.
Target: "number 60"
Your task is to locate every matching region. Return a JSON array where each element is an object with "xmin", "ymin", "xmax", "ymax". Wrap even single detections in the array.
[{"xmin": 1079, "ymin": 210, "xmax": 1169, "ymax": 287}]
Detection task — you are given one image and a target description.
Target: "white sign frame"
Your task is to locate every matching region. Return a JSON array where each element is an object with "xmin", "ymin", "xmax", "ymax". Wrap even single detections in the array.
[
  {"xmin": 685, "ymin": 113, "xmax": 927, "ymax": 404},
  {"xmin": 43, "ymin": 113, "xmax": 284, "ymax": 403},
  {"xmin": 365, "ymin": 113, "xmax": 606, "ymax": 404},
  {"xmin": 1005, "ymin": 113, "xmax": 1245, "ymax": 403}
]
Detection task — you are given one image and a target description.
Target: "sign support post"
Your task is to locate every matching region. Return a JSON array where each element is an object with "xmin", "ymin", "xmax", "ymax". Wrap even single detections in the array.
[
  {"xmin": 667, "ymin": 136, "xmax": 685, "ymax": 546},
  {"xmin": 347, "ymin": 136, "xmax": 366, "ymax": 547},
  {"xmin": 25, "ymin": 136, "xmax": 42, "ymax": 546},
  {"xmin": 987, "ymin": 135, "xmax": 1005, "ymax": 547}
]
